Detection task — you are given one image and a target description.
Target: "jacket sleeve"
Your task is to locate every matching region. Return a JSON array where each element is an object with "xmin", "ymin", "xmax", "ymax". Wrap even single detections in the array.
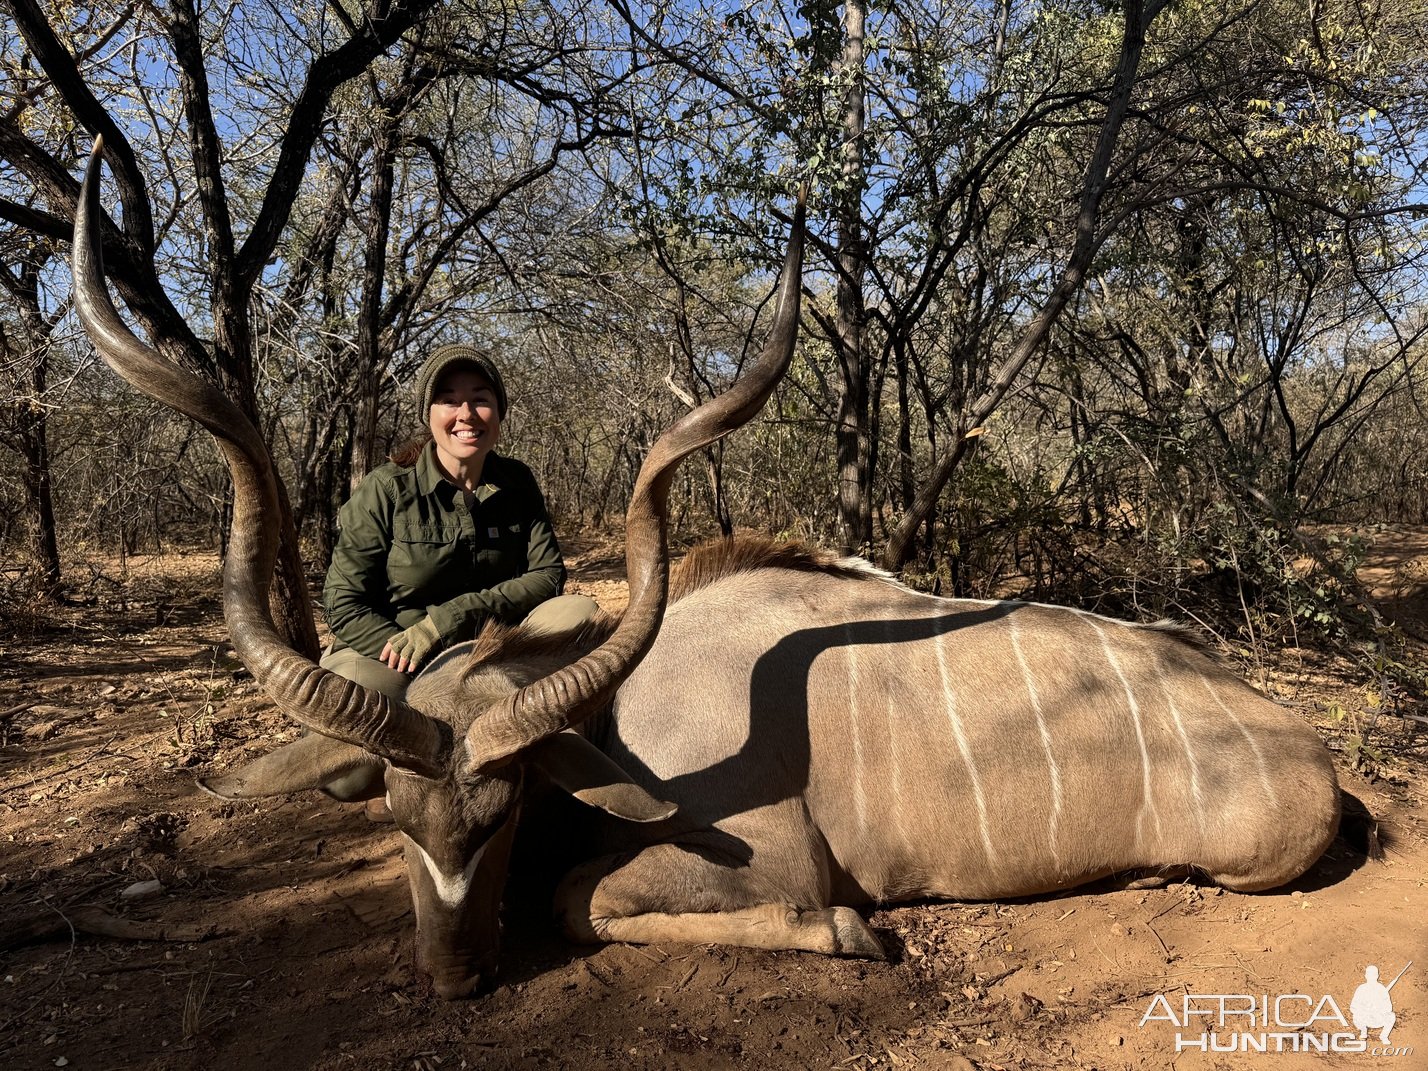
[
  {"xmin": 322, "ymin": 474, "xmax": 403, "ymax": 658},
  {"xmin": 425, "ymin": 471, "xmax": 566, "ymax": 640}
]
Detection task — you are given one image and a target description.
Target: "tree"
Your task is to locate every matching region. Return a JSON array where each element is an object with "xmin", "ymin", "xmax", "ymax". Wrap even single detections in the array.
[
  {"xmin": 247, "ymin": 1, "xmax": 638, "ymax": 556},
  {"xmin": 1, "ymin": 0, "xmax": 444, "ymax": 655},
  {"xmin": 0, "ymin": 224, "xmax": 64, "ymax": 592}
]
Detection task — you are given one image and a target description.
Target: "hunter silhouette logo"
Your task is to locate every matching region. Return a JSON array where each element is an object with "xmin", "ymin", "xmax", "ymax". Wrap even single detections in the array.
[
  {"xmin": 1139, "ymin": 961, "xmax": 1413, "ymax": 1055},
  {"xmin": 1352, "ymin": 963, "xmax": 1409, "ymax": 1044}
]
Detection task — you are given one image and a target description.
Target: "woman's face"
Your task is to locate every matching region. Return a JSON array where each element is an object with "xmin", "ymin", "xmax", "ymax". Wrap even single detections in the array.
[{"xmin": 429, "ymin": 366, "xmax": 501, "ymax": 473}]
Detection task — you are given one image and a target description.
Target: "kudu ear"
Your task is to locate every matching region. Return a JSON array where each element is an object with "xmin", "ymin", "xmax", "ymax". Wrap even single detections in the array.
[
  {"xmin": 199, "ymin": 735, "xmax": 384, "ymax": 801},
  {"xmin": 524, "ymin": 732, "xmax": 677, "ymax": 823}
]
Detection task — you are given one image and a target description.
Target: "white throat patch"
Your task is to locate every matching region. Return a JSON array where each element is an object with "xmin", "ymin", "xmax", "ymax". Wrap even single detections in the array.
[{"xmin": 410, "ymin": 838, "xmax": 488, "ymax": 907}]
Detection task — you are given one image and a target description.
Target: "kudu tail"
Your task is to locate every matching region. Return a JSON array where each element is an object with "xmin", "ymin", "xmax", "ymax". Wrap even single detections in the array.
[{"xmin": 1338, "ymin": 789, "xmax": 1387, "ymax": 862}]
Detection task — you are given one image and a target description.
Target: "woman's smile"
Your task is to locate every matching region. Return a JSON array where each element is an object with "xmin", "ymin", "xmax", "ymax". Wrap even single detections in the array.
[{"xmin": 430, "ymin": 368, "xmax": 502, "ymax": 486}]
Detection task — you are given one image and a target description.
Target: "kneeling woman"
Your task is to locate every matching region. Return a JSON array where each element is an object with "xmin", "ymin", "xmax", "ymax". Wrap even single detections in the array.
[{"xmin": 321, "ymin": 345, "xmax": 595, "ymax": 805}]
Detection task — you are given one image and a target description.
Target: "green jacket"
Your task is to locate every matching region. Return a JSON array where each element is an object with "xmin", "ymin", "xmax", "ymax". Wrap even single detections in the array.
[{"xmin": 323, "ymin": 444, "xmax": 566, "ymax": 658}]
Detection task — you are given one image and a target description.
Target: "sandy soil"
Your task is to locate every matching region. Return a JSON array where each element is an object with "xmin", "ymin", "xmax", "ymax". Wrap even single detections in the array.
[{"xmin": 1, "ymin": 531, "xmax": 1425, "ymax": 1071}]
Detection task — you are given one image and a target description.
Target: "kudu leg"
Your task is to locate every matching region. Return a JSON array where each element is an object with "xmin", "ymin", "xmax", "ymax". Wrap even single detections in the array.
[
  {"xmin": 1118, "ymin": 865, "xmax": 1193, "ymax": 891},
  {"xmin": 555, "ymin": 844, "xmax": 886, "ymax": 959},
  {"xmin": 590, "ymin": 902, "xmax": 885, "ymax": 958}
]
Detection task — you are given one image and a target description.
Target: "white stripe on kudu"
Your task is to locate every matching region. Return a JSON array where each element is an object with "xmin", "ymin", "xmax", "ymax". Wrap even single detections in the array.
[
  {"xmin": 844, "ymin": 624, "xmax": 868, "ymax": 831},
  {"xmin": 1162, "ymin": 669, "xmax": 1207, "ymax": 831},
  {"xmin": 882, "ymin": 618, "xmax": 913, "ymax": 854},
  {"xmin": 1200, "ymin": 676, "xmax": 1279, "ymax": 807},
  {"xmin": 933, "ymin": 623, "xmax": 998, "ymax": 865},
  {"xmin": 1083, "ymin": 616, "xmax": 1162, "ymax": 845},
  {"xmin": 1008, "ymin": 616, "xmax": 1063, "ymax": 868}
]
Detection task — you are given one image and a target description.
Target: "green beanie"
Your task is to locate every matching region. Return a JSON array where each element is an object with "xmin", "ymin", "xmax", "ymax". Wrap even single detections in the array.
[{"xmin": 414, "ymin": 345, "xmax": 508, "ymax": 419}]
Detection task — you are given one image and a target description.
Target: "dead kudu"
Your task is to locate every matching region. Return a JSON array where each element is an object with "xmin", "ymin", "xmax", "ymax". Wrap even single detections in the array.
[{"xmin": 74, "ymin": 141, "xmax": 1340, "ymax": 1000}]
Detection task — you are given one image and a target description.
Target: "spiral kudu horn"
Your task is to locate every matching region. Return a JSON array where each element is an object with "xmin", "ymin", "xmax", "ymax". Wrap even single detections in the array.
[
  {"xmin": 72, "ymin": 137, "xmax": 447, "ymax": 775},
  {"xmin": 465, "ymin": 192, "xmax": 808, "ymax": 771}
]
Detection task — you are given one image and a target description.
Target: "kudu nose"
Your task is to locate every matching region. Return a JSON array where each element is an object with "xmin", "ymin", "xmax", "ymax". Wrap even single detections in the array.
[
  {"xmin": 432, "ymin": 971, "xmax": 483, "ymax": 1000},
  {"xmin": 418, "ymin": 940, "xmax": 497, "ymax": 1000}
]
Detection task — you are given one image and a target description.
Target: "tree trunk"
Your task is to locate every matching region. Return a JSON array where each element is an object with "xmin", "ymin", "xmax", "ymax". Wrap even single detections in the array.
[
  {"xmin": 894, "ymin": 336, "xmax": 915, "ymax": 518},
  {"xmin": 834, "ymin": 0, "xmax": 871, "ymax": 556},
  {"xmin": 313, "ymin": 425, "xmax": 352, "ymax": 573},
  {"xmin": 351, "ymin": 111, "xmax": 398, "ymax": 488},
  {"xmin": 1, "ymin": 253, "xmax": 63, "ymax": 594},
  {"xmin": 17, "ymin": 344, "xmax": 61, "ymax": 592},
  {"xmin": 706, "ymin": 442, "xmax": 734, "ymax": 536}
]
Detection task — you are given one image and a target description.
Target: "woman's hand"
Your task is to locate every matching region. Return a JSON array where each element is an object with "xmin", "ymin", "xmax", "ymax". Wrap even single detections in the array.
[{"xmin": 382, "ymin": 616, "xmax": 441, "ymax": 674}]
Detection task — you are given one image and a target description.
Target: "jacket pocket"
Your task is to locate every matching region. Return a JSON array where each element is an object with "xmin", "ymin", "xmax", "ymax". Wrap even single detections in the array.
[
  {"xmin": 474, "ymin": 520, "xmax": 526, "ymax": 578},
  {"xmin": 388, "ymin": 523, "xmax": 463, "ymax": 591}
]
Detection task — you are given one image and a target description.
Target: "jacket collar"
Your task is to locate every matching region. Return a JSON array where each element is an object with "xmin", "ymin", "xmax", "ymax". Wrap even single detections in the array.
[{"xmin": 415, "ymin": 441, "xmax": 508, "ymax": 499}]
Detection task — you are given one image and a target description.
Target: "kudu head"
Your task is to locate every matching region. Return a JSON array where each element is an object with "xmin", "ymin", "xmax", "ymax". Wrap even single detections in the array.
[{"xmin": 72, "ymin": 137, "xmax": 805, "ymax": 998}]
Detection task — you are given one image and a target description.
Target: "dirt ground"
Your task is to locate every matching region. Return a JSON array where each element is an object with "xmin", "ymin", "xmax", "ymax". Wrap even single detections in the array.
[{"xmin": 2, "ymin": 530, "xmax": 1426, "ymax": 1071}]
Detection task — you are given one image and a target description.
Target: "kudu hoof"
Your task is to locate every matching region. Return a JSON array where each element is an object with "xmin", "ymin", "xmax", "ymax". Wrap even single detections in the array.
[{"xmin": 830, "ymin": 906, "xmax": 886, "ymax": 959}]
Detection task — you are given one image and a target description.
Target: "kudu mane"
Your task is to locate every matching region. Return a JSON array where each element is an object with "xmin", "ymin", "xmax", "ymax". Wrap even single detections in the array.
[
  {"xmin": 1139, "ymin": 617, "xmax": 1220, "ymax": 657},
  {"xmin": 668, "ymin": 534, "xmax": 884, "ymax": 600},
  {"xmin": 462, "ymin": 614, "xmax": 623, "ymax": 674},
  {"xmin": 461, "ymin": 534, "xmax": 1217, "ymax": 675},
  {"xmin": 462, "ymin": 535, "xmax": 884, "ymax": 672}
]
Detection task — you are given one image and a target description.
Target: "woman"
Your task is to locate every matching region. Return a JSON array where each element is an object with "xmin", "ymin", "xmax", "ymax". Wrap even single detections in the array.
[{"xmin": 320, "ymin": 344, "xmax": 595, "ymax": 804}]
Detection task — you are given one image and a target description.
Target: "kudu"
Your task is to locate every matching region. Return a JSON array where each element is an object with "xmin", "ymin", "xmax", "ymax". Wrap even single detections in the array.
[{"xmin": 74, "ymin": 140, "xmax": 1341, "ymax": 1001}]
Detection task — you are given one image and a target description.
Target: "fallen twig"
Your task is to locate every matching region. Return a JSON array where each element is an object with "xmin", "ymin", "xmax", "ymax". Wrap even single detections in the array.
[
  {"xmin": 1, "ymin": 904, "xmax": 230, "ymax": 951},
  {"xmin": 1149, "ymin": 894, "xmax": 1187, "ymax": 923},
  {"xmin": 626, "ymin": 944, "xmax": 667, "ymax": 964},
  {"xmin": 716, "ymin": 954, "xmax": 739, "ymax": 987},
  {"xmin": 1146, "ymin": 921, "xmax": 1172, "ymax": 961},
  {"xmin": 944, "ymin": 1013, "xmax": 999, "ymax": 1029},
  {"xmin": 673, "ymin": 961, "xmax": 699, "ymax": 991},
  {"xmin": 980, "ymin": 965, "xmax": 1022, "ymax": 987}
]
